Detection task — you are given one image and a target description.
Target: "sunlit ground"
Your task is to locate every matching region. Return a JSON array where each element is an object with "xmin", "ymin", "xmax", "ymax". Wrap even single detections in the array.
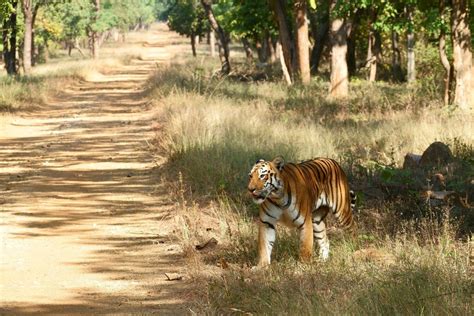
[{"xmin": 0, "ymin": 23, "xmax": 191, "ymax": 314}]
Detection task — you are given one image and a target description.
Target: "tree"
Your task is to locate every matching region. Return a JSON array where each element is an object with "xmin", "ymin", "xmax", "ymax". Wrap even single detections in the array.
[
  {"xmin": 271, "ymin": 0, "xmax": 294, "ymax": 82},
  {"xmin": 89, "ymin": 0, "xmax": 101, "ymax": 59},
  {"xmin": 451, "ymin": 0, "xmax": 472, "ymax": 110},
  {"xmin": 21, "ymin": 0, "xmax": 33, "ymax": 74},
  {"xmin": 224, "ymin": 0, "xmax": 277, "ymax": 63},
  {"xmin": 308, "ymin": 0, "xmax": 329, "ymax": 74},
  {"xmin": 1, "ymin": 0, "xmax": 18, "ymax": 75},
  {"xmin": 201, "ymin": 0, "xmax": 230, "ymax": 73},
  {"xmin": 404, "ymin": 2, "xmax": 416, "ymax": 83},
  {"xmin": 329, "ymin": 0, "xmax": 349, "ymax": 98},
  {"xmin": 438, "ymin": 0, "xmax": 453, "ymax": 104},
  {"xmin": 59, "ymin": 0, "xmax": 91, "ymax": 56},
  {"xmin": 294, "ymin": 0, "xmax": 310, "ymax": 84},
  {"xmin": 167, "ymin": 0, "xmax": 208, "ymax": 57}
]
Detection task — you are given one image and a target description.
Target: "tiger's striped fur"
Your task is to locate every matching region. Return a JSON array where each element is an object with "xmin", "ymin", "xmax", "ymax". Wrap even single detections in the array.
[{"xmin": 247, "ymin": 157, "xmax": 356, "ymax": 266}]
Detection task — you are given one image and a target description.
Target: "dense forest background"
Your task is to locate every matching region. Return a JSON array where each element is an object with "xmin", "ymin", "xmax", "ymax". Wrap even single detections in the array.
[{"xmin": 2, "ymin": 1, "xmax": 473, "ymax": 109}]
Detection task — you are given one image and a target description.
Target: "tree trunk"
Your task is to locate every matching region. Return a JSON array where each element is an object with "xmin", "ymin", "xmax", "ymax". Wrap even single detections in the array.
[
  {"xmin": 438, "ymin": 0, "xmax": 453, "ymax": 105},
  {"xmin": 90, "ymin": 0, "xmax": 101, "ymax": 59},
  {"xmin": 209, "ymin": 30, "xmax": 216, "ymax": 57},
  {"xmin": 241, "ymin": 37, "xmax": 253, "ymax": 62},
  {"xmin": 329, "ymin": 1, "xmax": 349, "ymax": 98},
  {"xmin": 255, "ymin": 38, "xmax": 265, "ymax": 62},
  {"xmin": 31, "ymin": 2, "xmax": 40, "ymax": 66},
  {"xmin": 406, "ymin": 5, "xmax": 416, "ymax": 83},
  {"xmin": 346, "ymin": 18, "xmax": 357, "ymax": 77},
  {"xmin": 74, "ymin": 38, "xmax": 86, "ymax": 57},
  {"xmin": 191, "ymin": 34, "xmax": 197, "ymax": 57},
  {"xmin": 201, "ymin": 0, "xmax": 230, "ymax": 74},
  {"xmin": 2, "ymin": 1, "xmax": 18, "ymax": 75},
  {"xmin": 368, "ymin": 30, "xmax": 381, "ymax": 81},
  {"xmin": 367, "ymin": 9, "xmax": 381, "ymax": 82},
  {"xmin": 22, "ymin": 0, "xmax": 33, "ymax": 75},
  {"xmin": 267, "ymin": 35, "xmax": 277, "ymax": 63},
  {"xmin": 308, "ymin": 0, "xmax": 329, "ymax": 74},
  {"xmin": 294, "ymin": 0, "xmax": 310, "ymax": 84},
  {"xmin": 278, "ymin": 41, "xmax": 292, "ymax": 85},
  {"xmin": 271, "ymin": 0, "xmax": 293, "ymax": 79},
  {"xmin": 391, "ymin": 31, "xmax": 404, "ymax": 82},
  {"xmin": 451, "ymin": 0, "xmax": 473, "ymax": 110}
]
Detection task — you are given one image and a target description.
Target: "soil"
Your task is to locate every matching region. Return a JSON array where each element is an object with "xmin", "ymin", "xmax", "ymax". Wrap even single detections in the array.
[{"xmin": 0, "ymin": 24, "xmax": 191, "ymax": 315}]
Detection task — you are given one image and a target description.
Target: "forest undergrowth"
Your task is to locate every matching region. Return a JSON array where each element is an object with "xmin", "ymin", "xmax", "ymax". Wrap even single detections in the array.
[{"xmin": 150, "ymin": 57, "xmax": 473, "ymax": 314}]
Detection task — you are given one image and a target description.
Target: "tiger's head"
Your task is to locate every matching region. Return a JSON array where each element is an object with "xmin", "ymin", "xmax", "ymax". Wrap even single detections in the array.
[{"xmin": 247, "ymin": 157, "xmax": 285, "ymax": 204}]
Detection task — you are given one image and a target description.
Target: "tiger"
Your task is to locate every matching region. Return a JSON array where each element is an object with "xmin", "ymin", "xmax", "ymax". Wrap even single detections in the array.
[{"xmin": 247, "ymin": 156, "xmax": 357, "ymax": 266}]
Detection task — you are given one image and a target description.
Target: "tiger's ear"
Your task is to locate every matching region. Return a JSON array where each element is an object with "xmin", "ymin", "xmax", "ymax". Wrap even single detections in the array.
[
  {"xmin": 272, "ymin": 156, "xmax": 285, "ymax": 171},
  {"xmin": 255, "ymin": 158, "xmax": 265, "ymax": 164}
]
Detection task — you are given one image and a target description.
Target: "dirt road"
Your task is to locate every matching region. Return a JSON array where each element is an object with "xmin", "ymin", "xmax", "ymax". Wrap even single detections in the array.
[{"xmin": 0, "ymin": 25, "xmax": 189, "ymax": 315}]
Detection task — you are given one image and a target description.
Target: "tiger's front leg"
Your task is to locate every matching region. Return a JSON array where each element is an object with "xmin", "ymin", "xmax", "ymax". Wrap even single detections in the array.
[
  {"xmin": 298, "ymin": 211, "xmax": 314, "ymax": 262},
  {"xmin": 257, "ymin": 206, "xmax": 282, "ymax": 266}
]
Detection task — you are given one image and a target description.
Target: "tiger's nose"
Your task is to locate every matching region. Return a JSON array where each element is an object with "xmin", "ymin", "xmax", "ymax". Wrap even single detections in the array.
[{"xmin": 248, "ymin": 187, "xmax": 256, "ymax": 194}]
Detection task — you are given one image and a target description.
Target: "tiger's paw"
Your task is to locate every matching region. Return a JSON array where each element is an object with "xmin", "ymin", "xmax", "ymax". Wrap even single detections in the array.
[{"xmin": 319, "ymin": 247, "xmax": 330, "ymax": 261}]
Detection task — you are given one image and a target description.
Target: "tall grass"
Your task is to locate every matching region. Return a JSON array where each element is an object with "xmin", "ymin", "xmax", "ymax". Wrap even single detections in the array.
[
  {"xmin": 149, "ymin": 59, "xmax": 473, "ymax": 314},
  {"xmin": 151, "ymin": 60, "xmax": 473, "ymax": 199}
]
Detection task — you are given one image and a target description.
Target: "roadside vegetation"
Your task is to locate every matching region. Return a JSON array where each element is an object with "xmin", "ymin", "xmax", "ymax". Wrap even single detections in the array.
[
  {"xmin": 148, "ymin": 54, "xmax": 473, "ymax": 314},
  {"xmin": 0, "ymin": 53, "xmax": 137, "ymax": 112},
  {"xmin": 151, "ymin": 1, "xmax": 473, "ymax": 310},
  {"xmin": 1, "ymin": 0, "xmax": 160, "ymax": 112}
]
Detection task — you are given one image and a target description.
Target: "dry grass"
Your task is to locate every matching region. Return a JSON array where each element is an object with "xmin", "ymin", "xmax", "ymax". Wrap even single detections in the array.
[
  {"xmin": 0, "ymin": 27, "xmax": 162, "ymax": 113},
  {"xmin": 150, "ymin": 58, "xmax": 473, "ymax": 314}
]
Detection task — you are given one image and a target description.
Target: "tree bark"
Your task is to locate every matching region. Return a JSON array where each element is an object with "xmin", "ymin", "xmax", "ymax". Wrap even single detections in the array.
[
  {"xmin": 406, "ymin": 5, "xmax": 416, "ymax": 83},
  {"xmin": 308, "ymin": 0, "xmax": 329, "ymax": 74},
  {"xmin": 201, "ymin": 0, "xmax": 230, "ymax": 74},
  {"xmin": 294, "ymin": 0, "xmax": 310, "ymax": 84},
  {"xmin": 191, "ymin": 34, "xmax": 197, "ymax": 57},
  {"xmin": 329, "ymin": 1, "xmax": 349, "ymax": 98},
  {"xmin": 391, "ymin": 31, "xmax": 404, "ymax": 82},
  {"xmin": 241, "ymin": 37, "xmax": 253, "ymax": 62},
  {"xmin": 209, "ymin": 30, "xmax": 216, "ymax": 57},
  {"xmin": 255, "ymin": 38, "xmax": 265, "ymax": 62},
  {"xmin": 451, "ymin": 0, "xmax": 473, "ymax": 110},
  {"xmin": 267, "ymin": 35, "xmax": 276, "ymax": 63},
  {"xmin": 271, "ymin": 0, "xmax": 293, "ymax": 79},
  {"xmin": 439, "ymin": 0, "xmax": 453, "ymax": 105},
  {"xmin": 367, "ymin": 9, "xmax": 381, "ymax": 82},
  {"xmin": 31, "ymin": 2, "xmax": 40, "ymax": 66},
  {"xmin": 278, "ymin": 41, "xmax": 292, "ymax": 85},
  {"xmin": 2, "ymin": 1, "xmax": 18, "ymax": 75},
  {"xmin": 90, "ymin": 0, "xmax": 101, "ymax": 59},
  {"xmin": 346, "ymin": 21, "xmax": 355, "ymax": 77},
  {"xmin": 22, "ymin": 0, "xmax": 33, "ymax": 75}
]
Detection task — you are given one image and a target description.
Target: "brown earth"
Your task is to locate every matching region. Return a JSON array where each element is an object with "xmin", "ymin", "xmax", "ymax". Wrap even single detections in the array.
[{"xmin": 0, "ymin": 24, "xmax": 192, "ymax": 315}]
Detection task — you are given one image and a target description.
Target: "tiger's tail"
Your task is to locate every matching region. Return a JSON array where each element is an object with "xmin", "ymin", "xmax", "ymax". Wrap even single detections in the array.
[
  {"xmin": 347, "ymin": 190, "xmax": 358, "ymax": 235},
  {"xmin": 350, "ymin": 190, "xmax": 357, "ymax": 213}
]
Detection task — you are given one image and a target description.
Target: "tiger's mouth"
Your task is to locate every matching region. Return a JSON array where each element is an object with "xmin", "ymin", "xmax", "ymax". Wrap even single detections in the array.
[{"xmin": 250, "ymin": 190, "xmax": 270, "ymax": 204}]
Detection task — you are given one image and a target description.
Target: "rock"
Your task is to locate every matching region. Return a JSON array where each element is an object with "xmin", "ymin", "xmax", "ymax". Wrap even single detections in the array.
[
  {"xmin": 195, "ymin": 237, "xmax": 218, "ymax": 251},
  {"xmin": 164, "ymin": 273, "xmax": 183, "ymax": 281},
  {"xmin": 403, "ymin": 153, "xmax": 421, "ymax": 169},
  {"xmin": 430, "ymin": 173, "xmax": 446, "ymax": 191},
  {"xmin": 419, "ymin": 142, "xmax": 453, "ymax": 167}
]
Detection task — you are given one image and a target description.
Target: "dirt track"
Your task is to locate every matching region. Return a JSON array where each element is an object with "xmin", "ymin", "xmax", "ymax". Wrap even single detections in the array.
[{"xmin": 0, "ymin": 24, "xmax": 190, "ymax": 315}]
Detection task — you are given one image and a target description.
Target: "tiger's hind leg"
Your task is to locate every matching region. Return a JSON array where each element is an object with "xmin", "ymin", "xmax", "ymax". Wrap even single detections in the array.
[{"xmin": 313, "ymin": 206, "xmax": 330, "ymax": 260}]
